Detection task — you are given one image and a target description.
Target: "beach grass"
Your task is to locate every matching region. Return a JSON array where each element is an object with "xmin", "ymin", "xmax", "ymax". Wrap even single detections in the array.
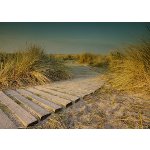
[
  {"xmin": 107, "ymin": 41, "xmax": 150, "ymax": 94},
  {"xmin": 0, "ymin": 45, "xmax": 70, "ymax": 89}
]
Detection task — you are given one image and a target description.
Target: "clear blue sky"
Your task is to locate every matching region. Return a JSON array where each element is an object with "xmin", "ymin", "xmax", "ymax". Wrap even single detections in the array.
[{"xmin": 0, "ymin": 22, "xmax": 149, "ymax": 54}]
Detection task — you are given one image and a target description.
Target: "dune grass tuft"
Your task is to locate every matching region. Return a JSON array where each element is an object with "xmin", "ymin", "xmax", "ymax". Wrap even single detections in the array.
[
  {"xmin": 0, "ymin": 46, "xmax": 70, "ymax": 89},
  {"xmin": 108, "ymin": 41, "xmax": 150, "ymax": 93},
  {"xmin": 78, "ymin": 53, "xmax": 109, "ymax": 67},
  {"xmin": 50, "ymin": 54, "xmax": 78, "ymax": 61}
]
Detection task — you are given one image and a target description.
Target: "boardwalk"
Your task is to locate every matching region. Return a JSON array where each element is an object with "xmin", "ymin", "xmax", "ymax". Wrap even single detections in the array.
[{"xmin": 0, "ymin": 63, "xmax": 104, "ymax": 129}]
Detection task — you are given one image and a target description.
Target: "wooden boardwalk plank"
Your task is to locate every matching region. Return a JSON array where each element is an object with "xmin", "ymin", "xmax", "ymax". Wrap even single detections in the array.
[
  {"xmin": 5, "ymin": 90, "xmax": 50, "ymax": 119},
  {"xmin": 0, "ymin": 91, "xmax": 37, "ymax": 127},
  {"xmin": 52, "ymin": 84, "xmax": 93, "ymax": 94},
  {"xmin": 51, "ymin": 80, "xmax": 104, "ymax": 94},
  {"xmin": 17, "ymin": 89, "xmax": 62, "ymax": 112},
  {"xmin": 53, "ymin": 82, "xmax": 99, "ymax": 92},
  {"xmin": 55, "ymin": 85, "xmax": 91, "ymax": 93},
  {"xmin": 27, "ymin": 87, "xmax": 72, "ymax": 107},
  {"xmin": 0, "ymin": 109, "xmax": 17, "ymax": 129},
  {"xmin": 47, "ymin": 86, "xmax": 87, "ymax": 97},
  {"xmin": 35, "ymin": 86, "xmax": 80, "ymax": 102},
  {"xmin": 56, "ymin": 84, "xmax": 92, "ymax": 94},
  {"xmin": 50, "ymin": 83, "xmax": 87, "ymax": 91}
]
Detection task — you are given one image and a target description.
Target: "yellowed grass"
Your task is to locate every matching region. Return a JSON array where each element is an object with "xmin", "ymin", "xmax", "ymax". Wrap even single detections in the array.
[
  {"xmin": 49, "ymin": 54, "xmax": 78, "ymax": 61},
  {"xmin": 108, "ymin": 41, "xmax": 150, "ymax": 94},
  {"xmin": 0, "ymin": 46, "xmax": 70, "ymax": 89},
  {"xmin": 77, "ymin": 53, "xmax": 109, "ymax": 67}
]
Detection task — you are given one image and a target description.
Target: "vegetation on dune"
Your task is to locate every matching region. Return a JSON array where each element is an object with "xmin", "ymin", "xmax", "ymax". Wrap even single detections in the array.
[
  {"xmin": 50, "ymin": 53, "xmax": 109, "ymax": 68},
  {"xmin": 0, "ymin": 46, "xmax": 70, "ymax": 89},
  {"xmin": 50, "ymin": 54, "xmax": 78, "ymax": 61},
  {"xmin": 1, "ymin": 39, "xmax": 149, "ymax": 95},
  {"xmin": 77, "ymin": 53, "xmax": 109, "ymax": 67},
  {"xmin": 107, "ymin": 41, "xmax": 150, "ymax": 94},
  {"xmin": 52, "ymin": 40, "xmax": 150, "ymax": 95},
  {"xmin": 46, "ymin": 39, "xmax": 150, "ymax": 95}
]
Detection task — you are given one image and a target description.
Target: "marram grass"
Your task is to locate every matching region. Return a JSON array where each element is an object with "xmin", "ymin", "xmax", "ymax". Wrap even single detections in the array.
[
  {"xmin": 0, "ymin": 46, "xmax": 70, "ymax": 89},
  {"xmin": 108, "ymin": 41, "xmax": 150, "ymax": 93},
  {"xmin": 78, "ymin": 53, "xmax": 109, "ymax": 67}
]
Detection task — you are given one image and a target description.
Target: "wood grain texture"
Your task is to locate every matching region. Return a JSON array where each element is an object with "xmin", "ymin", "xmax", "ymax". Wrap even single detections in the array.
[
  {"xmin": 35, "ymin": 86, "xmax": 80, "ymax": 102},
  {"xmin": 5, "ymin": 90, "xmax": 50, "ymax": 119},
  {"xmin": 46, "ymin": 86, "xmax": 87, "ymax": 97},
  {"xmin": 0, "ymin": 109, "xmax": 17, "ymax": 129},
  {"xmin": 0, "ymin": 91, "xmax": 37, "ymax": 127},
  {"xmin": 17, "ymin": 89, "xmax": 62, "ymax": 112},
  {"xmin": 27, "ymin": 87, "xmax": 72, "ymax": 107},
  {"xmin": 0, "ymin": 75, "xmax": 103, "ymax": 128}
]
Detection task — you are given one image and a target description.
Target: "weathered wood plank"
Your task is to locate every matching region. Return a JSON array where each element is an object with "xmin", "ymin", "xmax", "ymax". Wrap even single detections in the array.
[
  {"xmin": 53, "ymin": 83, "xmax": 99, "ymax": 92},
  {"xmin": 53, "ymin": 83, "xmax": 93, "ymax": 93},
  {"xmin": 0, "ymin": 91, "xmax": 37, "ymax": 127},
  {"xmin": 51, "ymin": 80, "xmax": 104, "ymax": 94},
  {"xmin": 5, "ymin": 90, "xmax": 50, "ymax": 119},
  {"xmin": 47, "ymin": 86, "xmax": 87, "ymax": 97},
  {"xmin": 27, "ymin": 87, "xmax": 72, "ymax": 107},
  {"xmin": 0, "ymin": 109, "xmax": 17, "ymax": 129},
  {"xmin": 55, "ymin": 85, "xmax": 92, "ymax": 93},
  {"xmin": 17, "ymin": 89, "xmax": 62, "ymax": 112},
  {"xmin": 35, "ymin": 86, "xmax": 80, "ymax": 102}
]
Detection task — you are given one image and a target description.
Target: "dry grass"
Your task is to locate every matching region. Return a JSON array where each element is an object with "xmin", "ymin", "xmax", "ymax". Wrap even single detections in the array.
[
  {"xmin": 49, "ymin": 54, "xmax": 78, "ymax": 61},
  {"xmin": 0, "ymin": 46, "xmax": 70, "ymax": 89},
  {"xmin": 77, "ymin": 53, "xmax": 109, "ymax": 67},
  {"xmin": 50, "ymin": 53, "xmax": 109, "ymax": 68},
  {"xmin": 107, "ymin": 41, "xmax": 150, "ymax": 95}
]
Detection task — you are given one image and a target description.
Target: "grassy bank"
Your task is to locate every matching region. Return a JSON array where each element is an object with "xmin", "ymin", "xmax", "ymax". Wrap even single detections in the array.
[
  {"xmin": 0, "ymin": 46, "xmax": 70, "ymax": 89},
  {"xmin": 51, "ymin": 53, "xmax": 109, "ymax": 68},
  {"xmin": 3, "ymin": 41, "xmax": 148, "ymax": 95},
  {"xmin": 107, "ymin": 41, "xmax": 150, "ymax": 95},
  {"xmin": 49, "ymin": 54, "xmax": 78, "ymax": 61},
  {"xmin": 67, "ymin": 42, "xmax": 150, "ymax": 95},
  {"xmin": 77, "ymin": 53, "xmax": 109, "ymax": 68}
]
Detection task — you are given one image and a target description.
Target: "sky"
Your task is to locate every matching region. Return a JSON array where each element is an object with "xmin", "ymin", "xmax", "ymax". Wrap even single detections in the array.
[{"xmin": 0, "ymin": 22, "xmax": 149, "ymax": 54}]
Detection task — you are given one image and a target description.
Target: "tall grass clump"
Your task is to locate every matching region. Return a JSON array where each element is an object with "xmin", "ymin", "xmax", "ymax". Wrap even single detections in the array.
[
  {"xmin": 78, "ymin": 53, "xmax": 109, "ymax": 67},
  {"xmin": 49, "ymin": 54, "xmax": 78, "ymax": 61},
  {"xmin": 108, "ymin": 41, "xmax": 150, "ymax": 93},
  {"xmin": 0, "ymin": 46, "xmax": 70, "ymax": 89}
]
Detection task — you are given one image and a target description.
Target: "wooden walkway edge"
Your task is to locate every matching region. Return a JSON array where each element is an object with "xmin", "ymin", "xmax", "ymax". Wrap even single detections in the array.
[{"xmin": 0, "ymin": 77, "xmax": 103, "ymax": 129}]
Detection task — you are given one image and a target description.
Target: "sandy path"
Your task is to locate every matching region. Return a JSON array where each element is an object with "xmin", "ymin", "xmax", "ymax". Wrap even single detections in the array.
[{"xmin": 33, "ymin": 63, "xmax": 150, "ymax": 129}]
